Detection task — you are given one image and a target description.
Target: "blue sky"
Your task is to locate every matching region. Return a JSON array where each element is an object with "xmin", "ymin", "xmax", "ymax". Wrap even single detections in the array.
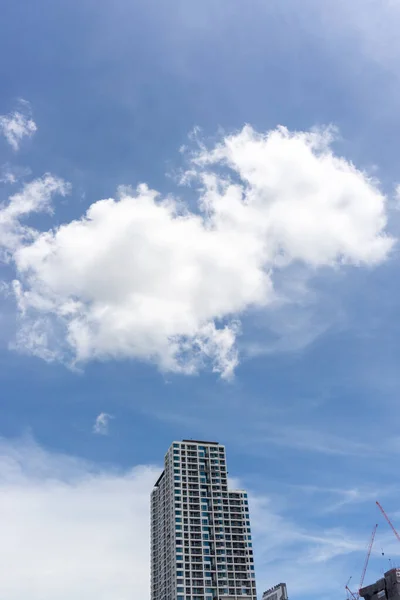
[{"xmin": 1, "ymin": 0, "xmax": 400, "ymax": 599}]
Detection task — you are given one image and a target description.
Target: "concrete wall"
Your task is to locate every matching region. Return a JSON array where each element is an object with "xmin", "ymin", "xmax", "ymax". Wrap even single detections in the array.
[{"xmin": 360, "ymin": 569, "xmax": 400, "ymax": 600}]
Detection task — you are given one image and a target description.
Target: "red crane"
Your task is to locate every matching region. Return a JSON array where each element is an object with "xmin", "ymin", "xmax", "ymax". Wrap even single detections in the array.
[
  {"xmin": 346, "ymin": 524, "xmax": 378, "ymax": 600},
  {"xmin": 359, "ymin": 524, "xmax": 378, "ymax": 593},
  {"xmin": 345, "ymin": 577, "xmax": 358, "ymax": 600},
  {"xmin": 346, "ymin": 585, "xmax": 357, "ymax": 600},
  {"xmin": 376, "ymin": 501, "xmax": 400, "ymax": 544}
]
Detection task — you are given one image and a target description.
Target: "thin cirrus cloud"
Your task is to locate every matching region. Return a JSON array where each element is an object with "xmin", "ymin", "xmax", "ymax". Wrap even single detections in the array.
[
  {"xmin": 0, "ymin": 101, "xmax": 37, "ymax": 151},
  {"xmin": 0, "ymin": 121, "xmax": 395, "ymax": 377}
]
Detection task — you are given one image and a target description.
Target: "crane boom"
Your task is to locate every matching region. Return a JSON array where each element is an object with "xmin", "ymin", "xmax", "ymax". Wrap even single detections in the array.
[
  {"xmin": 345, "ymin": 576, "xmax": 357, "ymax": 600},
  {"xmin": 359, "ymin": 524, "xmax": 378, "ymax": 592},
  {"xmin": 346, "ymin": 585, "xmax": 358, "ymax": 600},
  {"xmin": 376, "ymin": 501, "xmax": 400, "ymax": 543}
]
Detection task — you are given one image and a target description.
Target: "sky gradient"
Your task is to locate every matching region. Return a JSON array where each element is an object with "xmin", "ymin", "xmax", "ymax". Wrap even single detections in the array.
[{"xmin": 1, "ymin": 1, "xmax": 400, "ymax": 599}]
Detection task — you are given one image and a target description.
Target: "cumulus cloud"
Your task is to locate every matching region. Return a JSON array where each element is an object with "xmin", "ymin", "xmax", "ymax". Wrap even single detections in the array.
[
  {"xmin": 0, "ymin": 125, "xmax": 394, "ymax": 376},
  {"xmin": 93, "ymin": 412, "xmax": 114, "ymax": 435},
  {"xmin": 0, "ymin": 101, "xmax": 37, "ymax": 151}
]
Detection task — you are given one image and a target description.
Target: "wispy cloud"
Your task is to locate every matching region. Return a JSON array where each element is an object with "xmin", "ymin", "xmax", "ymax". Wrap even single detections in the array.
[
  {"xmin": 236, "ymin": 423, "xmax": 375, "ymax": 459},
  {"xmin": 311, "ymin": 0, "xmax": 400, "ymax": 71},
  {"xmin": 93, "ymin": 412, "xmax": 114, "ymax": 436},
  {"xmin": 253, "ymin": 426, "xmax": 400, "ymax": 460},
  {"xmin": 0, "ymin": 174, "xmax": 69, "ymax": 261},
  {"xmin": 0, "ymin": 101, "xmax": 37, "ymax": 151},
  {"xmin": 248, "ymin": 485, "xmax": 378, "ymax": 598},
  {"xmin": 286, "ymin": 483, "xmax": 398, "ymax": 514},
  {"xmin": 0, "ymin": 164, "xmax": 31, "ymax": 185}
]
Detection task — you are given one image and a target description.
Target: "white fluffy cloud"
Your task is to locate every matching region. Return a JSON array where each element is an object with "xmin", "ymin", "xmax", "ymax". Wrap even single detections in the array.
[
  {"xmin": 93, "ymin": 412, "xmax": 114, "ymax": 435},
  {"xmin": 0, "ymin": 125, "xmax": 394, "ymax": 376},
  {"xmin": 0, "ymin": 437, "xmax": 157, "ymax": 600},
  {"xmin": 0, "ymin": 102, "xmax": 37, "ymax": 151}
]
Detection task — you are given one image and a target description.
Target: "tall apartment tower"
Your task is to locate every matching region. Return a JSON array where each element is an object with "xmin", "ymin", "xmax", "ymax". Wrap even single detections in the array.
[{"xmin": 151, "ymin": 440, "xmax": 257, "ymax": 600}]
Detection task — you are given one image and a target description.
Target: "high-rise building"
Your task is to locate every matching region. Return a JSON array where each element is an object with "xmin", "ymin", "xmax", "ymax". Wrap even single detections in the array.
[{"xmin": 151, "ymin": 440, "xmax": 257, "ymax": 600}]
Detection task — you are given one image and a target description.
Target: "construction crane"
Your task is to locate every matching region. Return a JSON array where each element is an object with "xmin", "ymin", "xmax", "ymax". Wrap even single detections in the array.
[
  {"xmin": 359, "ymin": 524, "xmax": 378, "ymax": 593},
  {"xmin": 345, "ymin": 525, "xmax": 378, "ymax": 600},
  {"xmin": 345, "ymin": 576, "xmax": 358, "ymax": 600},
  {"xmin": 376, "ymin": 501, "xmax": 400, "ymax": 544}
]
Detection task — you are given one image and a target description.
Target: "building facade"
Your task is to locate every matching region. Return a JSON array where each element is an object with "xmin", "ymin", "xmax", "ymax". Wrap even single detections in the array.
[
  {"xmin": 360, "ymin": 569, "xmax": 400, "ymax": 600},
  {"xmin": 151, "ymin": 440, "xmax": 257, "ymax": 600}
]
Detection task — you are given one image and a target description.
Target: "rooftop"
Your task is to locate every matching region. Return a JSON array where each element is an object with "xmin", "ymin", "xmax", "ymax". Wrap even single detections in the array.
[{"xmin": 181, "ymin": 439, "xmax": 220, "ymax": 445}]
